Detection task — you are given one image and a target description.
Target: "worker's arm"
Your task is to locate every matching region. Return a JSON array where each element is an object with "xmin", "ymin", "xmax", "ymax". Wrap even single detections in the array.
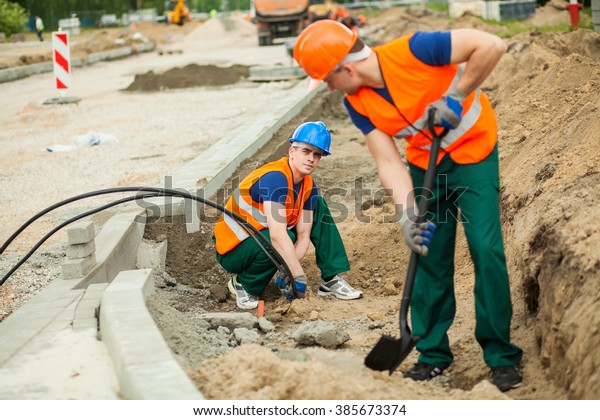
[
  {"xmin": 293, "ymin": 209, "xmax": 313, "ymax": 261},
  {"xmin": 449, "ymin": 29, "xmax": 508, "ymax": 96},
  {"xmin": 263, "ymin": 200, "xmax": 304, "ymax": 276},
  {"xmin": 365, "ymin": 129, "xmax": 415, "ymax": 213},
  {"xmin": 366, "ymin": 129, "xmax": 436, "ymax": 255}
]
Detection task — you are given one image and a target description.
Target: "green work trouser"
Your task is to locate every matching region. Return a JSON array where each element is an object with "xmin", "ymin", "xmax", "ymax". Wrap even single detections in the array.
[
  {"xmin": 216, "ymin": 196, "xmax": 351, "ymax": 296},
  {"xmin": 408, "ymin": 145, "xmax": 523, "ymax": 368}
]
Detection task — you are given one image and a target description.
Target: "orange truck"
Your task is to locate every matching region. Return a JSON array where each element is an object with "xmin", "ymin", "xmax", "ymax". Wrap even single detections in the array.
[{"xmin": 252, "ymin": 0, "xmax": 309, "ymax": 46}]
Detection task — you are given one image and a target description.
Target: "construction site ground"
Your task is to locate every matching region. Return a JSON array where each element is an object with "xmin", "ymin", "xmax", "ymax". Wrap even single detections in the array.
[{"xmin": 0, "ymin": 4, "xmax": 599, "ymax": 401}]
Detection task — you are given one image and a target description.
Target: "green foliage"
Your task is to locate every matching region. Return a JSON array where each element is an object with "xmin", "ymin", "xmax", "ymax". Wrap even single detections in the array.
[
  {"xmin": 0, "ymin": 0, "xmax": 28, "ymax": 36},
  {"xmin": 425, "ymin": 2, "xmax": 449, "ymax": 13},
  {"xmin": 484, "ymin": 17, "xmax": 594, "ymax": 37},
  {"xmin": 231, "ymin": 0, "xmax": 250, "ymax": 11},
  {"xmin": 194, "ymin": 0, "xmax": 221, "ymax": 13},
  {"xmin": 191, "ymin": 0, "xmax": 202, "ymax": 11}
]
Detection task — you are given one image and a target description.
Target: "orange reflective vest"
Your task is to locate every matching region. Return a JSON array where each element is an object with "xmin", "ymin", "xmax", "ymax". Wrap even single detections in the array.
[
  {"xmin": 345, "ymin": 34, "xmax": 498, "ymax": 169},
  {"xmin": 214, "ymin": 157, "xmax": 314, "ymax": 255}
]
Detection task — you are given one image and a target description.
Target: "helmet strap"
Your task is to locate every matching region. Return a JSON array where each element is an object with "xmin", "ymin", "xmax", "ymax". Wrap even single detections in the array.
[{"xmin": 339, "ymin": 45, "xmax": 372, "ymax": 66}]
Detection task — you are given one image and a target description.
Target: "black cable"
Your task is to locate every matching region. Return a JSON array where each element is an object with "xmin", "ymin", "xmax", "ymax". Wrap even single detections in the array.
[
  {"xmin": 0, "ymin": 193, "xmax": 159, "ymax": 287},
  {"xmin": 1, "ymin": 187, "xmax": 290, "ymax": 288},
  {"xmin": 1, "ymin": 187, "xmax": 278, "ymax": 265},
  {"xmin": 1, "ymin": 187, "xmax": 294, "ymax": 292}
]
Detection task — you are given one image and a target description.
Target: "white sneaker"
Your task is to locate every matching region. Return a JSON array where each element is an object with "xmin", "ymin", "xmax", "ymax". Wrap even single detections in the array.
[
  {"xmin": 317, "ymin": 274, "xmax": 363, "ymax": 300},
  {"xmin": 227, "ymin": 275, "xmax": 259, "ymax": 310}
]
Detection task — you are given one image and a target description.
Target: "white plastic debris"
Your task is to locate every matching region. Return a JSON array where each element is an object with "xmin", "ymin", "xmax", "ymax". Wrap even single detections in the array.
[{"xmin": 45, "ymin": 131, "xmax": 118, "ymax": 153}]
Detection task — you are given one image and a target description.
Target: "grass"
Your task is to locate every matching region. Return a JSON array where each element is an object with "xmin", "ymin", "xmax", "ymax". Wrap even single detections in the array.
[
  {"xmin": 424, "ymin": 2, "xmax": 449, "ymax": 13},
  {"xmin": 393, "ymin": 3, "xmax": 596, "ymax": 35},
  {"xmin": 483, "ymin": 17, "xmax": 595, "ymax": 37}
]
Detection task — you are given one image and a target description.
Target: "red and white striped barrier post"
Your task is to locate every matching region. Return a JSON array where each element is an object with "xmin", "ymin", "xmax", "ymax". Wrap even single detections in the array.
[
  {"xmin": 43, "ymin": 31, "xmax": 80, "ymax": 105},
  {"xmin": 52, "ymin": 31, "xmax": 71, "ymax": 95}
]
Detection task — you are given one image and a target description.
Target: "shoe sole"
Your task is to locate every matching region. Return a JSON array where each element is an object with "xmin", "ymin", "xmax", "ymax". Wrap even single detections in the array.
[
  {"xmin": 227, "ymin": 279, "xmax": 236, "ymax": 299},
  {"xmin": 317, "ymin": 290, "xmax": 363, "ymax": 300},
  {"xmin": 498, "ymin": 380, "xmax": 522, "ymax": 392}
]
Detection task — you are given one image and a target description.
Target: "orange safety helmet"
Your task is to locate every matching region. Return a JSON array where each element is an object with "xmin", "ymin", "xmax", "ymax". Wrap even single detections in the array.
[{"xmin": 294, "ymin": 20, "xmax": 358, "ymax": 80}]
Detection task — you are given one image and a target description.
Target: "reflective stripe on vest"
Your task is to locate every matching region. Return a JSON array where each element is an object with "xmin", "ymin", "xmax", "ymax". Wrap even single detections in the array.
[
  {"xmin": 214, "ymin": 157, "xmax": 314, "ymax": 255},
  {"xmin": 417, "ymin": 87, "xmax": 483, "ymax": 152},
  {"xmin": 345, "ymin": 34, "xmax": 497, "ymax": 170},
  {"xmin": 234, "ymin": 187, "xmax": 268, "ymax": 226}
]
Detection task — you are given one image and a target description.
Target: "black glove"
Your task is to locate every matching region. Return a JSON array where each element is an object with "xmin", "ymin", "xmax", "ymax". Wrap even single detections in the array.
[
  {"xmin": 399, "ymin": 207, "xmax": 436, "ymax": 256},
  {"xmin": 428, "ymin": 86, "xmax": 466, "ymax": 130}
]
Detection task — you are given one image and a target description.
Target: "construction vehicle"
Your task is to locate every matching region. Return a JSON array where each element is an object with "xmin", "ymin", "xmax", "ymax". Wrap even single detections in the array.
[
  {"xmin": 251, "ymin": 0, "xmax": 310, "ymax": 46},
  {"xmin": 308, "ymin": 1, "xmax": 366, "ymax": 29},
  {"xmin": 307, "ymin": 0, "xmax": 338, "ymax": 22},
  {"xmin": 165, "ymin": 0, "xmax": 191, "ymax": 25}
]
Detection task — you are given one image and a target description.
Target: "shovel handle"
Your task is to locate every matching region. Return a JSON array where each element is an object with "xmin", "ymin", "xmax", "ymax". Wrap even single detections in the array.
[
  {"xmin": 364, "ymin": 111, "xmax": 450, "ymax": 373},
  {"xmin": 399, "ymin": 109, "xmax": 448, "ymax": 334}
]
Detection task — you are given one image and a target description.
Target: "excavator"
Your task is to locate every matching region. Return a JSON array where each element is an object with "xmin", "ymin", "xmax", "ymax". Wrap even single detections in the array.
[{"xmin": 165, "ymin": 0, "xmax": 192, "ymax": 25}]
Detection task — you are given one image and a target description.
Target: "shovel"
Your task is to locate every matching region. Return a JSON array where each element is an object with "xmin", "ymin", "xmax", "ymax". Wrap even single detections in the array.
[{"xmin": 364, "ymin": 110, "xmax": 448, "ymax": 373}]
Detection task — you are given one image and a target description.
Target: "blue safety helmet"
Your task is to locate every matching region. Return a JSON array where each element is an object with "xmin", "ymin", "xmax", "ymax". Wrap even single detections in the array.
[{"xmin": 288, "ymin": 121, "xmax": 332, "ymax": 156}]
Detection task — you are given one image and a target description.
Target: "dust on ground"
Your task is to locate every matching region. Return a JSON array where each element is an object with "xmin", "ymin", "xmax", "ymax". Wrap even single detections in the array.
[{"xmin": 142, "ymin": 6, "xmax": 600, "ymax": 400}]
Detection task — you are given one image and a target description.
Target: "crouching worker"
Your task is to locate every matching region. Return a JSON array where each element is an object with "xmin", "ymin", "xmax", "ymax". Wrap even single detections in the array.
[{"xmin": 213, "ymin": 121, "xmax": 362, "ymax": 310}]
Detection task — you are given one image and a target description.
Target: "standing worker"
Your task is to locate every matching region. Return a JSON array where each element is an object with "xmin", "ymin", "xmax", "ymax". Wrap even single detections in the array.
[
  {"xmin": 293, "ymin": 21, "xmax": 523, "ymax": 392},
  {"xmin": 35, "ymin": 16, "xmax": 44, "ymax": 42},
  {"xmin": 213, "ymin": 121, "xmax": 362, "ymax": 310}
]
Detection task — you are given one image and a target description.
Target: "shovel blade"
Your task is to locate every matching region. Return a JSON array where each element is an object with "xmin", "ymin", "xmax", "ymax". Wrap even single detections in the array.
[{"xmin": 364, "ymin": 334, "xmax": 419, "ymax": 373}]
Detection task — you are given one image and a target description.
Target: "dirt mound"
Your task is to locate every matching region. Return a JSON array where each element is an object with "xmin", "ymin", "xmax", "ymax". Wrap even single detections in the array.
[
  {"xmin": 487, "ymin": 27, "xmax": 600, "ymax": 399},
  {"xmin": 190, "ymin": 344, "xmax": 509, "ymax": 400},
  {"xmin": 526, "ymin": 0, "xmax": 594, "ymax": 27},
  {"xmin": 365, "ymin": 6, "xmax": 509, "ymax": 44},
  {"xmin": 123, "ymin": 64, "xmax": 250, "ymax": 91}
]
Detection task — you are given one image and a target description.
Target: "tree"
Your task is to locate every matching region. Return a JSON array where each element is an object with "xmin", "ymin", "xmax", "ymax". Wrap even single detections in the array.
[{"xmin": 0, "ymin": 0, "xmax": 27, "ymax": 35}]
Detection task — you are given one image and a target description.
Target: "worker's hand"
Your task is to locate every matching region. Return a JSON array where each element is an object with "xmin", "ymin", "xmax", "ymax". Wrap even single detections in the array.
[
  {"xmin": 275, "ymin": 272, "xmax": 307, "ymax": 300},
  {"xmin": 274, "ymin": 270, "xmax": 290, "ymax": 295},
  {"xmin": 428, "ymin": 86, "xmax": 466, "ymax": 129},
  {"xmin": 292, "ymin": 274, "xmax": 308, "ymax": 298},
  {"xmin": 399, "ymin": 207, "xmax": 436, "ymax": 256}
]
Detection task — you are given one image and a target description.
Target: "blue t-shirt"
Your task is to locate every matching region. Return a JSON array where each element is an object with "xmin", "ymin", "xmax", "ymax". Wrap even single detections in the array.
[
  {"xmin": 344, "ymin": 31, "xmax": 452, "ymax": 135},
  {"xmin": 249, "ymin": 171, "xmax": 318, "ymax": 211}
]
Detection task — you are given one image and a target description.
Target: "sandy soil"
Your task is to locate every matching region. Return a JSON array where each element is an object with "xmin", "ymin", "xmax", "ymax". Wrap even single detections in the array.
[{"xmin": 1, "ymin": 6, "xmax": 599, "ymax": 400}]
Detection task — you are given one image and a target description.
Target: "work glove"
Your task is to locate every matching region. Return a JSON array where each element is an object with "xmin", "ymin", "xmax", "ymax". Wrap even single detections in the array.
[
  {"xmin": 398, "ymin": 207, "xmax": 436, "ymax": 256},
  {"xmin": 274, "ymin": 271, "xmax": 307, "ymax": 300},
  {"xmin": 428, "ymin": 86, "xmax": 467, "ymax": 130}
]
